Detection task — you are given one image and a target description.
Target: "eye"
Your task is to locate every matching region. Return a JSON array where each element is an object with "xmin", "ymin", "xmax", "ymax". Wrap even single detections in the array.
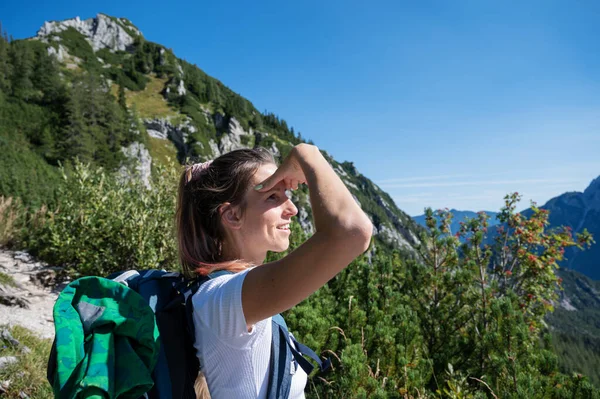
[{"xmin": 268, "ymin": 193, "xmax": 278, "ymax": 201}]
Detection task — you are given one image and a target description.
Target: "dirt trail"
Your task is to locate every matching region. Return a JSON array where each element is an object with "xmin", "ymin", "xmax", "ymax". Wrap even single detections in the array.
[{"xmin": 0, "ymin": 248, "xmax": 67, "ymax": 340}]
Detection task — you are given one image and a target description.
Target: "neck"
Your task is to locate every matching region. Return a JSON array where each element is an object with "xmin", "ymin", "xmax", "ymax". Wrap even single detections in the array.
[{"xmin": 222, "ymin": 238, "xmax": 265, "ymax": 266}]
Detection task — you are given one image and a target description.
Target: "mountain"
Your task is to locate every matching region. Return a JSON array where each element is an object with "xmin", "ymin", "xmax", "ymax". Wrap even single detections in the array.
[
  {"xmin": 413, "ymin": 209, "xmax": 500, "ymax": 234},
  {"xmin": 523, "ymin": 176, "xmax": 600, "ymax": 279},
  {"xmin": 0, "ymin": 13, "xmax": 422, "ymax": 253}
]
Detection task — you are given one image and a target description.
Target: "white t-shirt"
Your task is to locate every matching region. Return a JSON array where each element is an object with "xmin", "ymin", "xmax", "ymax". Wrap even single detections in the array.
[{"xmin": 192, "ymin": 268, "xmax": 307, "ymax": 399}]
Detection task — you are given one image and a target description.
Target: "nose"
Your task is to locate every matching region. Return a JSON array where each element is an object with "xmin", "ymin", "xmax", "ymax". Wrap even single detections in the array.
[{"xmin": 284, "ymin": 198, "xmax": 298, "ymax": 218}]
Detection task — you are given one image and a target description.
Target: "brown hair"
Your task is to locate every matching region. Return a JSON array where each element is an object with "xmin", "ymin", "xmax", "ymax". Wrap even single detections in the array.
[{"xmin": 175, "ymin": 147, "xmax": 276, "ymax": 278}]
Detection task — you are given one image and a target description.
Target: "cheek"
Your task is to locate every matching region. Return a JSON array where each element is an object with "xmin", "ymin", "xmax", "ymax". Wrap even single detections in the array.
[
  {"xmin": 244, "ymin": 206, "xmax": 274, "ymax": 233},
  {"xmin": 261, "ymin": 209, "xmax": 281, "ymax": 233}
]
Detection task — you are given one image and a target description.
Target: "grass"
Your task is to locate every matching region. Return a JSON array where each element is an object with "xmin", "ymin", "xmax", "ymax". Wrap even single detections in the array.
[
  {"xmin": 0, "ymin": 271, "xmax": 16, "ymax": 287},
  {"xmin": 110, "ymin": 74, "xmax": 180, "ymax": 119},
  {"xmin": 147, "ymin": 135, "xmax": 179, "ymax": 167},
  {"xmin": 0, "ymin": 325, "xmax": 53, "ymax": 398},
  {"xmin": 0, "ymin": 196, "xmax": 24, "ymax": 247}
]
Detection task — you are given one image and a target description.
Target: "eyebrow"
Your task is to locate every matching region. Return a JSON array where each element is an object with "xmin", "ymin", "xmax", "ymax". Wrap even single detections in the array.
[{"xmin": 262, "ymin": 186, "xmax": 285, "ymax": 195}]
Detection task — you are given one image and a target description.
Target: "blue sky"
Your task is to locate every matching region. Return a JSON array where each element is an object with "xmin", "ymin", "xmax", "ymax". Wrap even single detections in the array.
[{"xmin": 2, "ymin": 0, "xmax": 599, "ymax": 216}]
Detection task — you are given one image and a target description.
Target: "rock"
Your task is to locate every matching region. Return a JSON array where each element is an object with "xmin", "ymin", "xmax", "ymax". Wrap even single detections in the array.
[
  {"xmin": 0, "ymin": 329, "xmax": 30, "ymax": 354},
  {"xmin": 208, "ymin": 139, "xmax": 220, "ymax": 158},
  {"xmin": 13, "ymin": 252, "xmax": 33, "ymax": 263},
  {"xmin": 334, "ymin": 165, "xmax": 348, "ymax": 177},
  {"xmin": 36, "ymin": 14, "xmax": 140, "ymax": 52},
  {"xmin": 118, "ymin": 142, "xmax": 152, "ymax": 189},
  {"xmin": 177, "ymin": 79, "xmax": 186, "ymax": 96},
  {"xmin": 344, "ymin": 179, "xmax": 359, "ymax": 191},
  {"xmin": 0, "ymin": 293, "xmax": 30, "ymax": 309},
  {"xmin": 375, "ymin": 224, "xmax": 413, "ymax": 250},
  {"xmin": 0, "ymin": 357, "xmax": 17, "ymax": 371},
  {"xmin": 0, "ymin": 329, "xmax": 20, "ymax": 347},
  {"xmin": 65, "ymin": 57, "xmax": 81, "ymax": 70},
  {"xmin": 372, "ymin": 193, "xmax": 420, "ymax": 249},
  {"xmin": 146, "ymin": 127, "xmax": 167, "ymax": 140},
  {"xmin": 269, "ymin": 142, "xmax": 280, "ymax": 158},
  {"xmin": 46, "ymin": 44, "xmax": 68, "ymax": 63},
  {"xmin": 218, "ymin": 117, "xmax": 252, "ymax": 154},
  {"xmin": 0, "ymin": 380, "xmax": 10, "ymax": 393},
  {"xmin": 144, "ymin": 117, "xmax": 193, "ymax": 159},
  {"xmin": 297, "ymin": 207, "xmax": 314, "ymax": 236},
  {"xmin": 30, "ymin": 269, "xmax": 59, "ymax": 288}
]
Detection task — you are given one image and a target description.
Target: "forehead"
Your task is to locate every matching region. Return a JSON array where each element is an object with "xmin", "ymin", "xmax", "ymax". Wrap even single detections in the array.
[{"xmin": 252, "ymin": 163, "xmax": 278, "ymax": 185}]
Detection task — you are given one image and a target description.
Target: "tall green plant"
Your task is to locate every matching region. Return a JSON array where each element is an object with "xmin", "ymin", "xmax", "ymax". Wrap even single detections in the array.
[{"xmin": 23, "ymin": 158, "xmax": 180, "ymax": 277}]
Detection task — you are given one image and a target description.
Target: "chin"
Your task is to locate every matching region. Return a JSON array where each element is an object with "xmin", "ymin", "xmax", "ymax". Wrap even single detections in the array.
[{"xmin": 271, "ymin": 241, "xmax": 290, "ymax": 253}]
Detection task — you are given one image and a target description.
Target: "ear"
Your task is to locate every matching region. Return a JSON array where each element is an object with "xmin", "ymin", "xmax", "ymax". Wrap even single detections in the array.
[{"xmin": 219, "ymin": 202, "xmax": 243, "ymax": 230}]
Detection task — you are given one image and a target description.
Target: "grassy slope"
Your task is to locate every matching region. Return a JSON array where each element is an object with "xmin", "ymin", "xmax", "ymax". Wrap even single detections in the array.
[{"xmin": 0, "ymin": 325, "xmax": 53, "ymax": 398}]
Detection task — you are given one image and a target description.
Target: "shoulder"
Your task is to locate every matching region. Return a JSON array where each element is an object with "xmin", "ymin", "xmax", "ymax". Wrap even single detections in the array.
[
  {"xmin": 194, "ymin": 268, "xmax": 253, "ymax": 303},
  {"xmin": 193, "ymin": 268, "xmax": 264, "ymax": 340}
]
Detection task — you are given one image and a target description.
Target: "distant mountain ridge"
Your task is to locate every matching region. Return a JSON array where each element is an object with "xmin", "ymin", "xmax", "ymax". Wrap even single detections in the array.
[{"xmin": 413, "ymin": 209, "xmax": 500, "ymax": 234}]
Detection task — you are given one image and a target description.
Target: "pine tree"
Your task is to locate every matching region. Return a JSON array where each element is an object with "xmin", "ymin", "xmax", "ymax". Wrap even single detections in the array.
[
  {"xmin": 9, "ymin": 40, "xmax": 35, "ymax": 100},
  {"xmin": 32, "ymin": 45, "xmax": 63, "ymax": 105},
  {"xmin": 62, "ymin": 77, "xmax": 93, "ymax": 162}
]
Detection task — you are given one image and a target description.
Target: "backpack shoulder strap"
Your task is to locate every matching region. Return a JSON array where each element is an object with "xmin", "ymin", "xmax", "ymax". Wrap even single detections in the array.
[
  {"xmin": 267, "ymin": 316, "xmax": 293, "ymax": 399},
  {"xmin": 267, "ymin": 314, "xmax": 331, "ymax": 399}
]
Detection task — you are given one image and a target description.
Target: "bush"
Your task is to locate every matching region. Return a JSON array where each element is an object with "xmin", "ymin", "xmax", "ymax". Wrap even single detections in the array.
[{"xmin": 22, "ymin": 158, "xmax": 180, "ymax": 277}]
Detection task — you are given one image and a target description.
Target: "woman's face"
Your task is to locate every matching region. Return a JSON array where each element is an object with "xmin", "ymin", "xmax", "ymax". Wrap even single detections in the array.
[{"xmin": 238, "ymin": 163, "xmax": 299, "ymax": 258}]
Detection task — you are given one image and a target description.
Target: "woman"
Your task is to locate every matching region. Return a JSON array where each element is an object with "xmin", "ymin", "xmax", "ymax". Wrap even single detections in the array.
[{"xmin": 175, "ymin": 143, "xmax": 373, "ymax": 398}]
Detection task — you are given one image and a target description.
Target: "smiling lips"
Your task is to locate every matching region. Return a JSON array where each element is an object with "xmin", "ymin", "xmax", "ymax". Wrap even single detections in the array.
[{"xmin": 276, "ymin": 223, "xmax": 290, "ymax": 231}]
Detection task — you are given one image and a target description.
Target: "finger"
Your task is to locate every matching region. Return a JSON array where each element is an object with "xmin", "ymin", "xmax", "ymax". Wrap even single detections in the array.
[{"xmin": 254, "ymin": 170, "xmax": 281, "ymax": 192}]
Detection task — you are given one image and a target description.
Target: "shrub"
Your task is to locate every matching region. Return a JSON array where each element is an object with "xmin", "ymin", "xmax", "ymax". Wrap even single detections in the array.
[{"xmin": 22, "ymin": 158, "xmax": 180, "ymax": 277}]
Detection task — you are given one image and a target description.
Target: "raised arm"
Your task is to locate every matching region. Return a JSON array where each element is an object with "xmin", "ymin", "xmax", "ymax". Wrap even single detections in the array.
[{"xmin": 242, "ymin": 144, "xmax": 373, "ymax": 327}]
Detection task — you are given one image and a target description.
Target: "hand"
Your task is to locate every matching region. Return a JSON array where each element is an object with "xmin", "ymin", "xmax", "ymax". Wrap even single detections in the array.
[{"xmin": 254, "ymin": 145, "xmax": 314, "ymax": 192}]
